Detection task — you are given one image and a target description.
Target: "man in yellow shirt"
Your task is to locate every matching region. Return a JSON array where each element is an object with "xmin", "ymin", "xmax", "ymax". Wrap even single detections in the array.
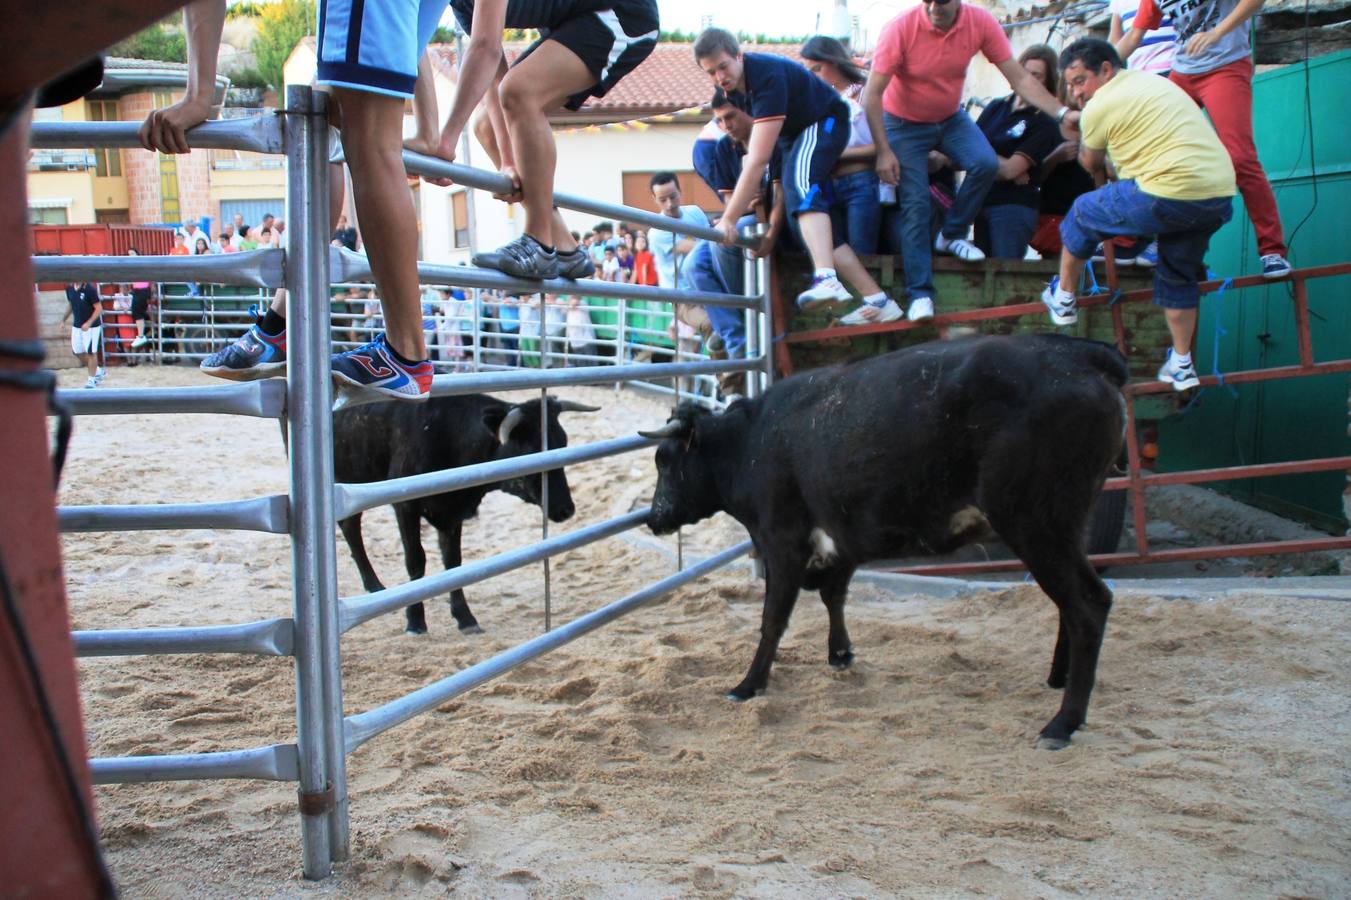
[{"xmin": 1042, "ymin": 38, "xmax": 1235, "ymax": 391}]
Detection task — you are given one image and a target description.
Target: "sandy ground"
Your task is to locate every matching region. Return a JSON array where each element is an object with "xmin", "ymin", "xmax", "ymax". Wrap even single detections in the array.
[{"xmin": 57, "ymin": 365, "xmax": 1351, "ymax": 898}]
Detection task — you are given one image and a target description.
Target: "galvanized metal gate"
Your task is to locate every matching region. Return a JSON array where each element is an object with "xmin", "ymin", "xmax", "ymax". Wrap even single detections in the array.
[{"xmin": 31, "ymin": 86, "xmax": 770, "ymax": 879}]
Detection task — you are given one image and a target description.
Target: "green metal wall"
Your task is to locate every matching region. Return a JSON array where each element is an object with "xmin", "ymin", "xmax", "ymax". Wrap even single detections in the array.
[{"xmin": 1156, "ymin": 49, "xmax": 1351, "ymax": 532}]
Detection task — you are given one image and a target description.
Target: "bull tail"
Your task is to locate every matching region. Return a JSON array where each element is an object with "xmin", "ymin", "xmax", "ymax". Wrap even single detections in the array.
[{"xmin": 1082, "ymin": 341, "xmax": 1130, "ymax": 389}]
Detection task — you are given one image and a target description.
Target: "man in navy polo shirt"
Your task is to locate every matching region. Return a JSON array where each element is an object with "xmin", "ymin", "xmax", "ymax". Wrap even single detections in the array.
[{"xmin": 693, "ymin": 28, "xmax": 895, "ymax": 319}]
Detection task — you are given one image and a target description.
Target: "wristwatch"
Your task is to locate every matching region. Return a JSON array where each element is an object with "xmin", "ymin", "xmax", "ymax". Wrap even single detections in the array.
[{"xmin": 1056, "ymin": 105, "xmax": 1071, "ymax": 123}]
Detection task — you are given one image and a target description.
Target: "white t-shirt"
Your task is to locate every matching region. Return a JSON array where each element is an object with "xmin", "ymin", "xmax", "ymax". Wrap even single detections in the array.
[
  {"xmin": 1111, "ymin": 0, "xmax": 1176, "ymax": 75},
  {"xmin": 601, "ymin": 256, "xmax": 621, "ymax": 281},
  {"xmin": 649, "ymin": 205, "xmax": 711, "ymax": 289}
]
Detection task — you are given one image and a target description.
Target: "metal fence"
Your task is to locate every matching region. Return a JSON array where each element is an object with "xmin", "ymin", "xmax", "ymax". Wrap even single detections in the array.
[
  {"xmin": 30, "ymin": 87, "xmax": 770, "ymax": 880},
  {"xmin": 96, "ymin": 282, "xmax": 733, "ymax": 405}
]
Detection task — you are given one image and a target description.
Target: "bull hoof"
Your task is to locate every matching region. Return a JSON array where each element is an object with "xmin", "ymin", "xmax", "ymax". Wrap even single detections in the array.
[
  {"xmin": 725, "ymin": 686, "xmax": 763, "ymax": 702},
  {"xmin": 1046, "ymin": 672, "xmax": 1067, "ymax": 689},
  {"xmin": 404, "ymin": 625, "xmax": 428, "ymax": 636},
  {"xmin": 828, "ymin": 650, "xmax": 854, "ymax": 669},
  {"xmin": 459, "ymin": 624, "xmax": 484, "ymax": 635},
  {"xmin": 1036, "ymin": 735, "xmax": 1072, "ymax": 751}
]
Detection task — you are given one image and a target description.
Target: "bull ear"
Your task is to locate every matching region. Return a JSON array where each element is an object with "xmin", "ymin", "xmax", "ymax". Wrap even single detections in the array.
[{"xmin": 638, "ymin": 417, "xmax": 689, "ymax": 440}]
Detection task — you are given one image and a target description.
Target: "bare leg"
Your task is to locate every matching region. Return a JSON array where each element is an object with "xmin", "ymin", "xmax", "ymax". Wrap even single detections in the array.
[
  {"xmin": 796, "ymin": 211, "xmax": 836, "ymax": 271},
  {"xmin": 332, "ymin": 87, "xmax": 426, "ymax": 362},
  {"xmin": 497, "ymin": 41, "xmax": 596, "ymax": 245},
  {"xmin": 1163, "ymin": 307, "xmax": 1198, "ymax": 356},
  {"xmin": 832, "ymin": 243, "xmax": 882, "ymax": 296},
  {"xmin": 1058, "ymin": 247, "xmax": 1088, "ymax": 293}
]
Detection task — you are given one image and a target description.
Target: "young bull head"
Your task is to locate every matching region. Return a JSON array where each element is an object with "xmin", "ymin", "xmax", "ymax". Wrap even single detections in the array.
[
  {"xmin": 484, "ymin": 397, "xmax": 599, "ymax": 522},
  {"xmin": 640, "ymin": 403, "xmax": 727, "ymax": 535}
]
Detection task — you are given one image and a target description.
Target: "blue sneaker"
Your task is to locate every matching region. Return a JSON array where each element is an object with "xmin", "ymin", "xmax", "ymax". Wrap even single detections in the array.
[
  {"xmin": 200, "ymin": 323, "xmax": 287, "ymax": 381},
  {"xmin": 1134, "ymin": 240, "xmax": 1158, "ymax": 268},
  {"xmin": 330, "ymin": 334, "xmax": 433, "ymax": 401},
  {"xmin": 1157, "ymin": 349, "xmax": 1200, "ymax": 391}
]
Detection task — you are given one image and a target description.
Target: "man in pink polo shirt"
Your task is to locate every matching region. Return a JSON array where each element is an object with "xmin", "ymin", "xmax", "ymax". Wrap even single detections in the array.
[{"xmin": 863, "ymin": 0, "xmax": 1071, "ymax": 321}]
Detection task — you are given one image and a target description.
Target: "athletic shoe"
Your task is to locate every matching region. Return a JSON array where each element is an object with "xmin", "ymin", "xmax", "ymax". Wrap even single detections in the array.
[
  {"xmin": 1041, "ymin": 278, "xmax": 1078, "ymax": 326},
  {"xmin": 130, "ymin": 335, "xmax": 149, "ymax": 349},
  {"xmin": 1157, "ymin": 349, "xmax": 1200, "ymax": 391},
  {"xmin": 330, "ymin": 334, "xmax": 433, "ymax": 401},
  {"xmin": 839, "ymin": 298, "xmax": 904, "ymax": 327},
  {"xmin": 83, "ymin": 376, "xmax": 98, "ymax": 389},
  {"xmin": 472, "ymin": 234, "xmax": 559, "ymax": 279},
  {"xmin": 200, "ymin": 324, "xmax": 287, "ymax": 381},
  {"xmin": 1261, "ymin": 253, "xmax": 1292, "ymax": 279},
  {"xmin": 906, "ymin": 296, "xmax": 935, "ymax": 322},
  {"xmin": 94, "ymin": 367, "xmax": 107, "ymax": 383},
  {"xmin": 934, "ymin": 234, "xmax": 986, "ymax": 262},
  {"xmin": 795, "ymin": 274, "xmax": 853, "ymax": 310},
  {"xmin": 1091, "ymin": 242, "xmax": 1138, "ymax": 266},
  {"xmin": 556, "ymin": 246, "xmax": 595, "ymax": 279},
  {"xmin": 1134, "ymin": 241, "xmax": 1159, "ymax": 268}
]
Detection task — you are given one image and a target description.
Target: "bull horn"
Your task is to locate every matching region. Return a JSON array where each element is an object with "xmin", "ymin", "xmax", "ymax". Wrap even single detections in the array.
[
  {"xmin": 556, "ymin": 400, "xmax": 601, "ymax": 413},
  {"xmin": 497, "ymin": 406, "xmax": 525, "ymax": 445},
  {"xmin": 637, "ymin": 418, "xmax": 687, "ymax": 440}
]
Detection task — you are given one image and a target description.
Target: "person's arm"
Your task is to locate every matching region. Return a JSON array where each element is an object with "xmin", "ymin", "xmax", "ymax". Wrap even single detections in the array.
[
  {"xmin": 1108, "ymin": 11, "xmax": 1126, "ymax": 44},
  {"xmin": 1185, "ymin": 0, "xmax": 1264, "ymax": 56},
  {"xmin": 138, "ymin": 0, "xmax": 226, "ymax": 153},
  {"xmin": 995, "ymin": 153, "xmax": 1036, "ymax": 182},
  {"xmin": 718, "ymin": 119, "xmax": 781, "ymax": 243},
  {"xmin": 995, "ymin": 58, "xmax": 1065, "ymax": 121},
  {"xmin": 1117, "ymin": 0, "xmax": 1160, "ymax": 60},
  {"xmin": 752, "ymin": 179, "xmax": 786, "ymax": 259},
  {"xmin": 435, "ymin": 0, "xmax": 509, "ymax": 164},
  {"xmin": 1078, "ymin": 145, "xmax": 1108, "ymax": 180},
  {"xmin": 1115, "ymin": 26, "xmax": 1146, "ymax": 60},
  {"xmin": 404, "ymin": 51, "xmax": 441, "ymax": 156},
  {"xmin": 863, "ymin": 69, "xmax": 898, "ymax": 185}
]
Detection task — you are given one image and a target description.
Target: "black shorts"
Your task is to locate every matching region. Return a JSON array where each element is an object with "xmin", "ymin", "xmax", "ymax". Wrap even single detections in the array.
[
  {"xmin": 516, "ymin": 0, "xmax": 659, "ymax": 111},
  {"xmin": 131, "ymin": 288, "xmax": 151, "ymax": 321}
]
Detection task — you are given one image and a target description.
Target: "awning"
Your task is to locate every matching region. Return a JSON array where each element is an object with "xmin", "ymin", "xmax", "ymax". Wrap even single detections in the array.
[{"xmin": 28, "ymin": 197, "xmax": 72, "ymax": 209}]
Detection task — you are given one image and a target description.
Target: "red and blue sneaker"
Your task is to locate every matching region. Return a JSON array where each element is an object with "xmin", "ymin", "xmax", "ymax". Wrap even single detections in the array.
[
  {"xmin": 200, "ymin": 322, "xmax": 287, "ymax": 381},
  {"xmin": 330, "ymin": 334, "xmax": 433, "ymax": 401}
]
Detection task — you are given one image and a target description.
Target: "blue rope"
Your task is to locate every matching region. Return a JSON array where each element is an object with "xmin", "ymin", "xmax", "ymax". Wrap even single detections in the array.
[{"xmin": 1207, "ymin": 269, "xmax": 1238, "ymax": 399}]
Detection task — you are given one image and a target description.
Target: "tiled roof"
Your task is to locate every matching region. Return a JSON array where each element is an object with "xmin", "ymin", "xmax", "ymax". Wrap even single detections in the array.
[{"xmin": 428, "ymin": 42, "xmax": 805, "ymax": 121}]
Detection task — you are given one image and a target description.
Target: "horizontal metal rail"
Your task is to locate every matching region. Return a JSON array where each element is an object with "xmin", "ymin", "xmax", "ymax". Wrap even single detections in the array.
[
  {"xmin": 90, "ymin": 743, "xmax": 299, "ymax": 785},
  {"xmin": 427, "ymin": 356, "xmax": 763, "ymax": 397},
  {"xmin": 334, "ymin": 435, "xmax": 653, "ymax": 520},
  {"xmin": 340, "ymin": 509, "xmax": 650, "ymax": 632},
  {"xmin": 892, "ymin": 535, "xmax": 1351, "ymax": 576},
  {"xmin": 33, "ymin": 248, "xmax": 284, "ymax": 289},
  {"xmin": 29, "ymin": 115, "xmax": 285, "ymax": 154},
  {"xmin": 52, "ymin": 380, "xmax": 286, "ymax": 418},
  {"xmin": 1103, "ymin": 455, "xmax": 1351, "ymax": 490},
  {"xmin": 330, "ymin": 247, "xmax": 756, "ymax": 309},
  {"xmin": 1125, "ymin": 359, "xmax": 1351, "ymax": 396},
  {"xmin": 73, "ymin": 618, "xmax": 295, "ymax": 658},
  {"xmin": 58, "ymin": 495, "xmax": 289, "ymax": 534},
  {"xmin": 401, "ymin": 150, "xmax": 759, "ymax": 250},
  {"xmin": 344, "ymin": 540, "xmax": 753, "ymax": 751}
]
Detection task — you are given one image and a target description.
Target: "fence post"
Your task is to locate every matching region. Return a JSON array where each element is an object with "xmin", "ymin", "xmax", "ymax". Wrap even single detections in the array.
[{"xmin": 283, "ymin": 85, "xmax": 345, "ymax": 877}]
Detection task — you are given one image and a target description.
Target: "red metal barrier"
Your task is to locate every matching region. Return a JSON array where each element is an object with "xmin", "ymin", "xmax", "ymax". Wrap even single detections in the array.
[{"xmin": 784, "ymin": 258, "xmax": 1351, "ymax": 576}]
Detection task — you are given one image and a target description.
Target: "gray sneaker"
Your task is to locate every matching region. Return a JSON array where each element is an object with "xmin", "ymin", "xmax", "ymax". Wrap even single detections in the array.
[
  {"xmin": 473, "ymin": 234, "xmax": 558, "ymax": 280},
  {"xmin": 556, "ymin": 246, "xmax": 595, "ymax": 279}
]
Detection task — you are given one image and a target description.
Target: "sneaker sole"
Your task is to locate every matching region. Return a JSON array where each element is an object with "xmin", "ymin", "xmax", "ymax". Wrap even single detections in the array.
[
  {"xmin": 1159, "ymin": 375, "xmax": 1201, "ymax": 391},
  {"xmin": 331, "ymin": 371, "xmax": 430, "ymax": 402},
  {"xmin": 475, "ymin": 252, "xmax": 559, "ymax": 281},
  {"xmin": 1262, "ymin": 269, "xmax": 1292, "ymax": 280},
  {"xmin": 200, "ymin": 361, "xmax": 287, "ymax": 381},
  {"xmin": 1044, "ymin": 306, "xmax": 1077, "ymax": 326},
  {"xmin": 558, "ymin": 260, "xmax": 595, "ymax": 280}
]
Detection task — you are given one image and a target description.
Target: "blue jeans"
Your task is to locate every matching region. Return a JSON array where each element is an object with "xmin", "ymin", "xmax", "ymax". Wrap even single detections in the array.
[
  {"xmin": 974, "ymin": 204, "xmax": 1039, "ymax": 260},
  {"xmin": 1062, "ymin": 180, "xmax": 1233, "ymax": 309},
  {"xmin": 884, "ymin": 111, "xmax": 998, "ymax": 300},
  {"xmin": 682, "ymin": 241, "xmax": 746, "ymax": 356},
  {"xmin": 829, "ymin": 168, "xmax": 881, "ymax": 255}
]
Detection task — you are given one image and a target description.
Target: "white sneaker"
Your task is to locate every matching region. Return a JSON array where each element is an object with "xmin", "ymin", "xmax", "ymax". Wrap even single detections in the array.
[
  {"xmin": 796, "ymin": 273, "xmax": 854, "ymax": 310},
  {"xmin": 94, "ymin": 368, "xmax": 107, "ymax": 383},
  {"xmin": 906, "ymin": 296, "xmax": 935, "ymax": 322},
  {"xmin": 839, "ymin": 299, "xmax": 903, "ymax": 327},
  {"xmin": 935, "ymin": 234, "xmax": 986, "ymax": 262},
  {"xmin": 83, "ymin": 376, "xmax": 98, "ymax": 389},
  {"xmin": 1157, "ymin": 350, "xmax": 1200, "ymax": 391},
  {"xmin": 131, "ymin": 335, "xmax": 149, "ymax": 349},
  {"xmin": 1041, "ymin": 279, "xmax": 1077, "ymax": 326},
  {"xmin": 1261, "ymin": 253, "xmax": 1292, "ymax": 279}
]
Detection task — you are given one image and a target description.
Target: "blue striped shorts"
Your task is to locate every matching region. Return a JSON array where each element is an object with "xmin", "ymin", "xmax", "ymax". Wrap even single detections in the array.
[{"xmin": 316, "ymin": 0, "xmax": 446, "ymax": 98}]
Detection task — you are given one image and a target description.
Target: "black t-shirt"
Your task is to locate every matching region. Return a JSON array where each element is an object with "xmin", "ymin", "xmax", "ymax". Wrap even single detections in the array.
[
  {"xmin": 65, "ymin": 283, "xmax": 100, "ymax": 326},
  {"xmin": 332, "ymin": 226, "xmax": 357, "ymax": 250},
  {"xmin": 702, "ymin": 134, "xmax": 784, "ymax": 213},
  {"xmin": 1038, "ymin": 159, "xmax": 1096, "ymax": 217},
  {"xmin": 733, "ymin": 53, "xmax": 841, "ymax": 141},
  {"xmin": 976, "ymin": 95, "xmax": 1061, "ymax": 209}
]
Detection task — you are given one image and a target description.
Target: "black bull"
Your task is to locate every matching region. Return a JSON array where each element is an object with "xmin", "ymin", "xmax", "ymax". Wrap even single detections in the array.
[{"xmin": 643, "ymin": 333, "xmax": 1128, "ymax": 748}]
